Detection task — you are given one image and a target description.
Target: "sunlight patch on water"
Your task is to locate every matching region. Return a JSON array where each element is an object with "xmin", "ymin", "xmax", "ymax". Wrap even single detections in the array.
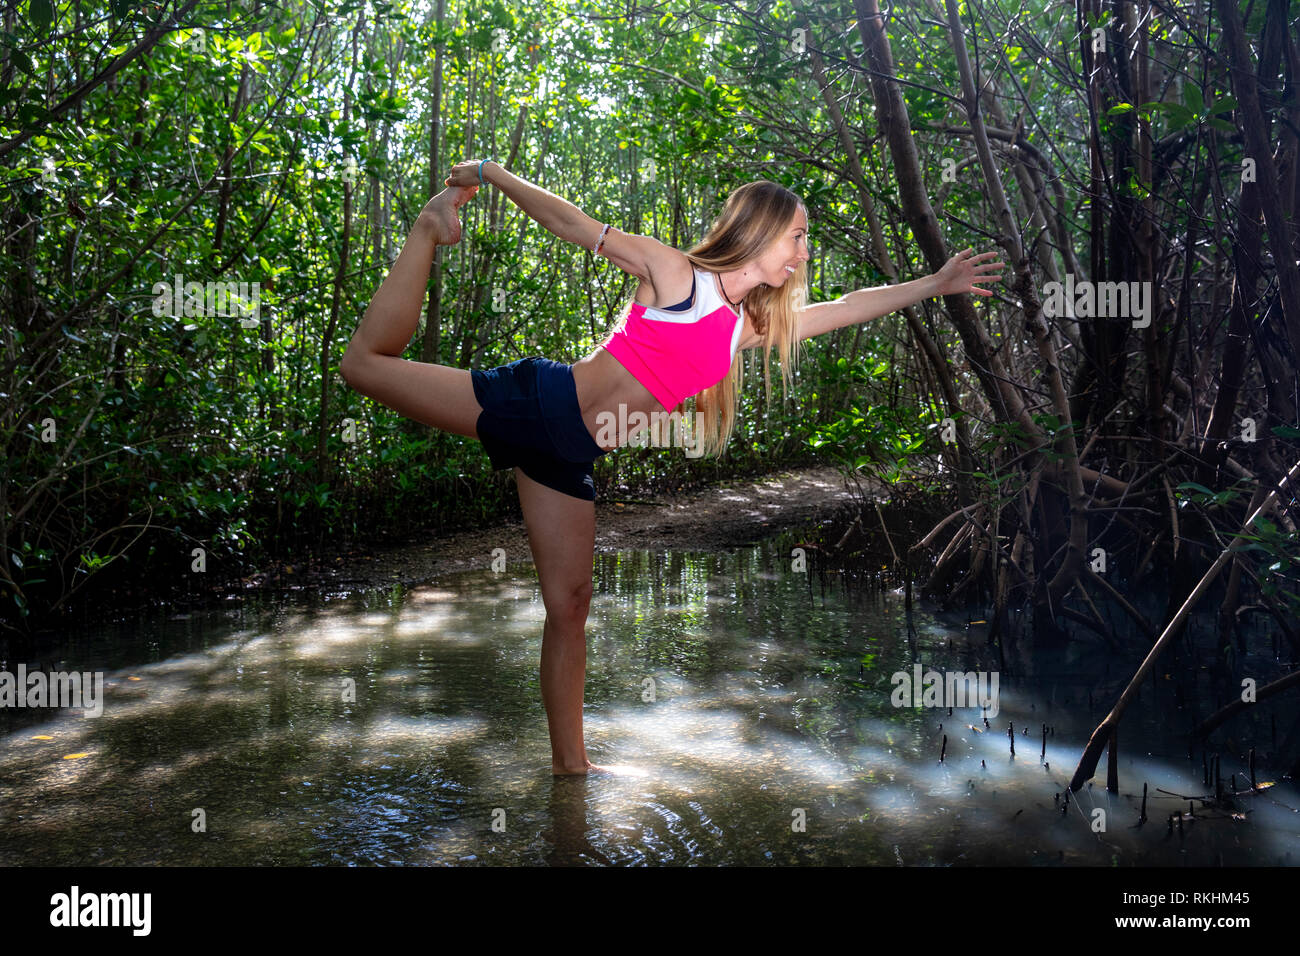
[
  {"xmin": 354, "ymin": 714, "xmax": 492, "ymax": 750},
  {"xmin": 592, "ymin": 696, "xmax": 853, "ymax": 790}
]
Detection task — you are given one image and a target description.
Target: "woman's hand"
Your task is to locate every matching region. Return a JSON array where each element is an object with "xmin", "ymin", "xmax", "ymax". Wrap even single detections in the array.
[
  {"xmin": 444, "ymin": 160, "xmax": 494, "ymax": 188},
  {"xmin": 933, "ymin": 247, "xmax": 1004, "ymax": 297}
]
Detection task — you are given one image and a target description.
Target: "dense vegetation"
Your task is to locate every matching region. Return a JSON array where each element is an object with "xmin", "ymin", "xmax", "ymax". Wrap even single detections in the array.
[{"xmin": 3, "ymin": 0, "xmax": 1297, "ymax": 697}]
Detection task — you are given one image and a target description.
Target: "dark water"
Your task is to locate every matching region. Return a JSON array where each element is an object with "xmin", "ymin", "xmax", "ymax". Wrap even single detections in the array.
[{"xmin": 2, "ymin": 531, "xmax": 1297, "ymax": 866}]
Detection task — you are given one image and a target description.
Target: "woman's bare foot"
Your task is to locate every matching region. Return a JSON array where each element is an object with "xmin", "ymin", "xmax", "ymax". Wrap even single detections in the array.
[
  {"xmin": 552, "ymin": 759, "xmax": 602, "ymax": 776},
  {"xmin": 551, "ymin": 761, "xmax": 645, "ymax": 777},
  {"xmin": 418, "ymin": 184, "xmax": 478, "ymax": 245}
]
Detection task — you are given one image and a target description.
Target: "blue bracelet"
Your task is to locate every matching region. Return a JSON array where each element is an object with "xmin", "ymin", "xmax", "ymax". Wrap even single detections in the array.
[{"xmin": 478, "ymin": 159, "xmax": 491, "ymax": 184}]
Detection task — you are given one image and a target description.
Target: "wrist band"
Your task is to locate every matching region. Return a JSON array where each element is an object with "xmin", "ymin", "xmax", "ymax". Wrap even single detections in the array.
[
  {"xmin": 478, "ymin": 159, "xmax": 492, "ymax": 184},
  {"xmin": 592, "ymin": 223, "xmax": 611, "ymax": 255}
]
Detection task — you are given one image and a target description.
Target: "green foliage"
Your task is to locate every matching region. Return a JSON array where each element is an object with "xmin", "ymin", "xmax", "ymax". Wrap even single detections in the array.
[
  {"xmin": 1232, "ymin": 518, "xmax": 1300, "ymax": 618},
  {"xmin": 1175, "ymin": 480, "xmax": 1248, "ymax": 509},
  {"xmin": 0, "ymin": 0, "xmax": 1282, "ymax": 634},
  {"xmin": 808, "ymin": 356, "xmax": 934, "ymax": 487}
]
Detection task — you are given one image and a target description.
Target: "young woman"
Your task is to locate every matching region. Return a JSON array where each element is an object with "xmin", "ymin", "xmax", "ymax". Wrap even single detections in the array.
[{"xmin": 341, "ymin": 161, "xmax": 1002, "ymax": 775}]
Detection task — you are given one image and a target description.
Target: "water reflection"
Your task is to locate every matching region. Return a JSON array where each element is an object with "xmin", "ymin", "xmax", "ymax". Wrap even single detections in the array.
[{"xmin": 1, "ymin": 533, "xmax": 1297, "ymax": 866}]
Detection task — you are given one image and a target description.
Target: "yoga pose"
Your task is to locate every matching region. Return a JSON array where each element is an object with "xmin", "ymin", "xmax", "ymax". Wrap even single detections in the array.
[{"xmin": 340, "ymin": 161, "xmax": 1002, "ymax": 774}]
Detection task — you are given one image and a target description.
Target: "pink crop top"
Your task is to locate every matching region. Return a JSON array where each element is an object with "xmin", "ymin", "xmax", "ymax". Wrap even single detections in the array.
[{"xmin": 601, "ymin": 267, "xmax": 745, "ymax": 411}]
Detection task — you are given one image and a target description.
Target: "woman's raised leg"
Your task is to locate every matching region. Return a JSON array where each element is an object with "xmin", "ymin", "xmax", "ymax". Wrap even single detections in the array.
[
  {"xmin": 340, "ymin": 184, "xmax": 482, "ymax": 436},
  {"xmin": 513, "ymin": 467, "xmax": 600, "ymax": 774}
]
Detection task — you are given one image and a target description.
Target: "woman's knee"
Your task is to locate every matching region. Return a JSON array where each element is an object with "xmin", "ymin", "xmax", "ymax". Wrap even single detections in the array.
[{"xmin": 544, "ymin": 579, "xmax": 593, "ymax": 627}]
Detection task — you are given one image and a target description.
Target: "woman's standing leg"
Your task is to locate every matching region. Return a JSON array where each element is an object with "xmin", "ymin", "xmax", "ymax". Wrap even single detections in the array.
[{"xmin": 513, "ymin": 467, "xmax": 600, "ymax": 774}]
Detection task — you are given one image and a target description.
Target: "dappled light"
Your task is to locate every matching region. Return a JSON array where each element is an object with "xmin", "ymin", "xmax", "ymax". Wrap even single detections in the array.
[{"xmin": 3, "ymin": 533, "xmax": 1296, "ymax": 866}]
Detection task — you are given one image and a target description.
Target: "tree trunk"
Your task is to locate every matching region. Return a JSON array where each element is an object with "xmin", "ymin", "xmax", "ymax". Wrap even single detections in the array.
[{"xmin": 422, "ymin": 0, "xmax": 447, "ymax": 365}]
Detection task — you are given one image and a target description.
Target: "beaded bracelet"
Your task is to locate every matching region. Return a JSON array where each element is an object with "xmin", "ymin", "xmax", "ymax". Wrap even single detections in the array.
[
  {"xmin": 478, "ymin": 159, "xmax": 492, "ymax": 184},
  {"xmin": 593, "ymin": 223, "xmax": 611, "ymax": 255}
]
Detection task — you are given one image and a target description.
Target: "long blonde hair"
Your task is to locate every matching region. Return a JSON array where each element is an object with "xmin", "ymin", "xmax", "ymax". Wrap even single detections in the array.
[{"xmin": 600, "ymin": 181, "xmax": 808, "ymax": 458}]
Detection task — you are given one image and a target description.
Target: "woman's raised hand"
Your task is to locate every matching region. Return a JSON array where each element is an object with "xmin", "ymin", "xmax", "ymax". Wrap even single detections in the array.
[
  {"xmin": 444, "ymin": 160, "xmax": 492, "ymax": 188},
  {"xmin": 933, "ymin": 248, "xmax": 1004, "ymax": 297}
]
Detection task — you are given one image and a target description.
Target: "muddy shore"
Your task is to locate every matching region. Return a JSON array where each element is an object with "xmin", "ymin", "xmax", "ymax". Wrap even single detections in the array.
[{"xmin": 238, "ymin": 464, "xmax": 860, "ymax": 595}]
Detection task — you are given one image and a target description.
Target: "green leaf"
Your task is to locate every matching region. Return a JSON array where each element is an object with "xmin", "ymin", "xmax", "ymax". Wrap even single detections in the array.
[
  {"xmin": 29, "ymin": 0, "xmax": 53, "ymax": 30},
  {"xmin": 1164, "ymin": 103, "xmax": 1196, "ymax": 128},
  {"xmin": 16, "ymin": 102, "xmax": 46, "ymax": 127}
]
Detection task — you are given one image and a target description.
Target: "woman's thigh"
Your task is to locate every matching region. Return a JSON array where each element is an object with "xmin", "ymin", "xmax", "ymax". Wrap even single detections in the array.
[
  {"xmin": 342, "ymin": 353, "xmax": 482, "ymax": 438},
  {"xmin": 514, "ymin": 467, "xmax": 597, "ymax": 619}
]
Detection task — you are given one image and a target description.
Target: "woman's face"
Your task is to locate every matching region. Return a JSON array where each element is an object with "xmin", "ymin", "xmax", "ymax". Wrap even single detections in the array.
[{"xmin": 754, "ymin": 204, "xmax": 810, "ymax": 287}]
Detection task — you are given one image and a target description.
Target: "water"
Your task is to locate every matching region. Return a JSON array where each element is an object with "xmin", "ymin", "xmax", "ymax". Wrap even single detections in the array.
[{"xmin": 2, "ymin": 533, "xmax": 1297, "ymax": 866}]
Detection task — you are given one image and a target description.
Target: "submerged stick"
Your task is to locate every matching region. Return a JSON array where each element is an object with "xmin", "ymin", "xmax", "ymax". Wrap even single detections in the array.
[
  {"xmin": 875, "ymin": 500, "xmax": 900, "ymax": 566},
  {"xmin": 1069, "ymin": 457, "xmax": 1300, "ymax": 791}
]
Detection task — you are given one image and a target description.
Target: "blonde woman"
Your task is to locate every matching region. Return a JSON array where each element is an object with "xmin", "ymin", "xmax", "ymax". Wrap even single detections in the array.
[{"xmin": 341, "ymin": 162, "xmax": 1002, "ymax": 775}]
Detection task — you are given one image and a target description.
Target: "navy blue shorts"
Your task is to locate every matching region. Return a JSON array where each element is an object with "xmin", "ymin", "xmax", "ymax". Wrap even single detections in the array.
[{"xmin": 470, "ymin": 357, "xmax": 609, "ymax": 501}]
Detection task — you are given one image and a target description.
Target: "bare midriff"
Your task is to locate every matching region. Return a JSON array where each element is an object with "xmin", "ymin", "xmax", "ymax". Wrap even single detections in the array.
[{"xmin": 571, "ymin": 346, "xmax": 668, "ymax": 452}]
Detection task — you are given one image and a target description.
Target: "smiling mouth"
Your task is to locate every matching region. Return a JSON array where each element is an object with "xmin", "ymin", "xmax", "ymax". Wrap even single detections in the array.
[{"xmin": 784, "ymin": 265, "xmax": 796, "ymax": 274}]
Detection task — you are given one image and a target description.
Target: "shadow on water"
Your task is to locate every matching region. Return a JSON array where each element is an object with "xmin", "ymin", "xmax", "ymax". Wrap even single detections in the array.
[{"xmin": 1, "ymin": 530, "xmax": 1298, "ymax": 866}]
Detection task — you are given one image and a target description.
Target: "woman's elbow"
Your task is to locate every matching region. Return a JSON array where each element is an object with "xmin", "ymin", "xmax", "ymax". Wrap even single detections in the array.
[{"xmin": 338, "ymin": 348, "xmax": 369, "ymax": 390}]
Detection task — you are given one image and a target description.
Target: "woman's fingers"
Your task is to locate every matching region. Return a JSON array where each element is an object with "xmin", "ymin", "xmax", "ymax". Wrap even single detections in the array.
[
  {"xmin": 935, "ymin": 247, "xmax": 1005, "ymax": 297},
  {"xmin": 441, "ymin": 160, "xmax": 479, "ymax": 187}
]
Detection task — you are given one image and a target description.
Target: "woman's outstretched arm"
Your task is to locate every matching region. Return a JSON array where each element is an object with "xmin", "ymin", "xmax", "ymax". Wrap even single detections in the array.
[
  {"xmin": 448, "ymin": 160, "xmax": 592, "ymax": 247},
  {"xmin": 444, "ymin": 160, "xmax": 673, "ymax": 293},
  {"xmin": 784, "ymin": 248, "xmax": 1003, "ymax": 343}
]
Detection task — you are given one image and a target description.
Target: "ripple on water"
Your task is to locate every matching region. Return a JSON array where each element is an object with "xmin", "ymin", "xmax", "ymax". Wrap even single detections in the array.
[{"xmin": 1, "ymin": 539, "xmax": 1298, "ymax": 866}]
